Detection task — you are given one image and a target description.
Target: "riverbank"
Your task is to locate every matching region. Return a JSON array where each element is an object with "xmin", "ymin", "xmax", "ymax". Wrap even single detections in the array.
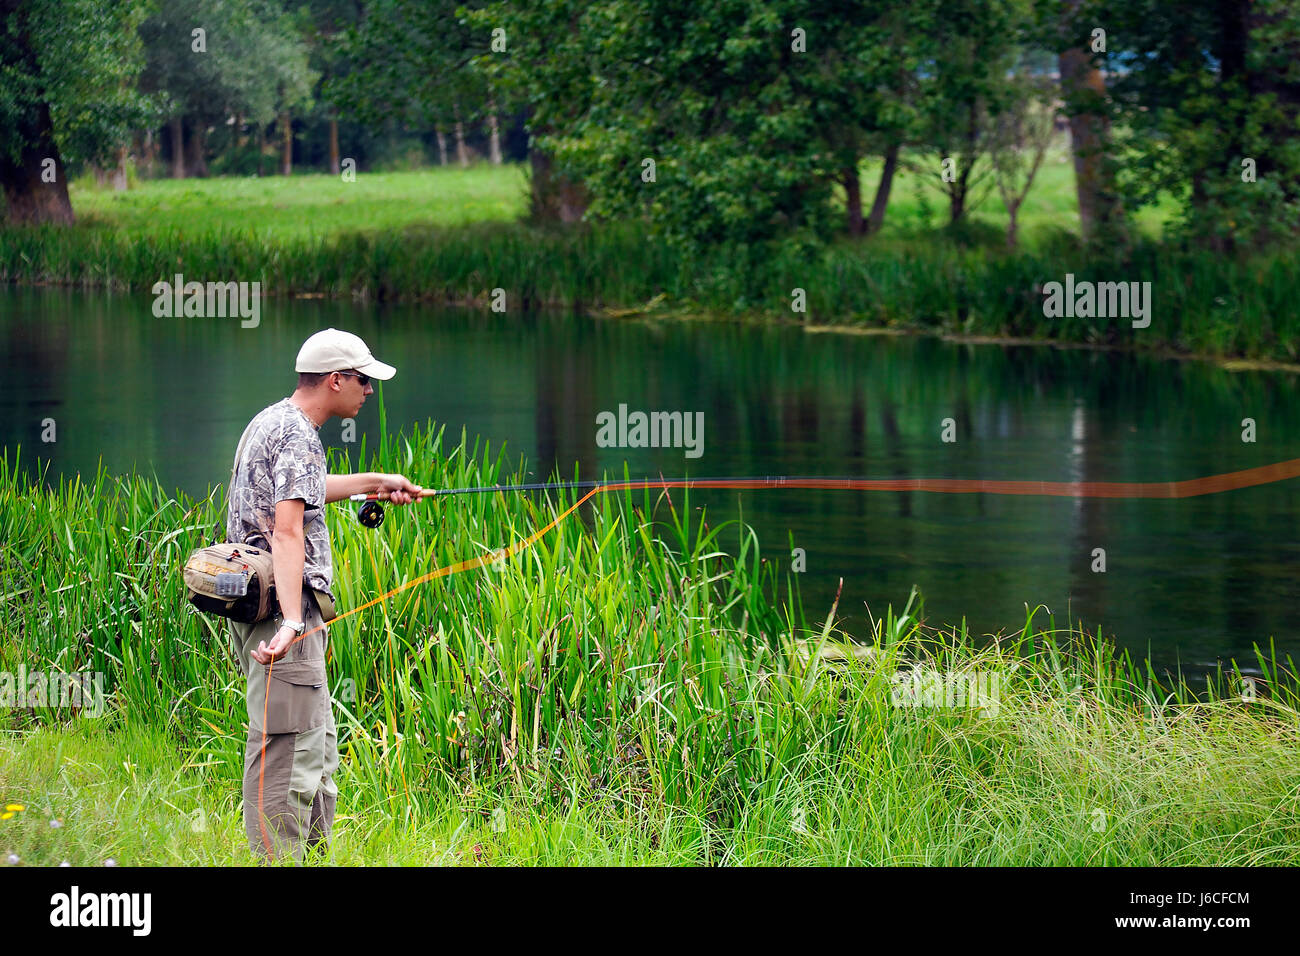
[
  {"xmin": 3, "ymin": 165, "xmax": 1297, "ymax": 364},
  {"xmin": 2, "ymin": 421, "xmax": 1299, "ymax": 865},
  {"xmin": 3, "ymin": 216, "xmax": 1296, "ymax": 364}
]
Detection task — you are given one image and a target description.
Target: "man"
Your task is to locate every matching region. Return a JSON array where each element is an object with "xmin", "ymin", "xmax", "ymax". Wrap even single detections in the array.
[{"xmin": 226, "ymin": 327, "xmax": 421, "ymax": 862}]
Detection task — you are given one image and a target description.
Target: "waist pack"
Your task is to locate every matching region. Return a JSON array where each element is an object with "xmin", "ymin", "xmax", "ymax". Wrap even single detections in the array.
[
  {"xmin": 183, "ymin": 543, "xmax": 277, "ymax": 623},
  {"xmin": 183, "ymin": 420, "xmax": 277, "ymax": 623}
]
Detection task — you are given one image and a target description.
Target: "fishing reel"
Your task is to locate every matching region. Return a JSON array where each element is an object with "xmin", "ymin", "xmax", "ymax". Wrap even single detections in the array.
[
  {"xmin": 348, "ymin": 489, "xmax": 438, "ymax": 529},
  {"xmin": 355, "ymin": 499, "xmax": 385, "ymax": 528}
]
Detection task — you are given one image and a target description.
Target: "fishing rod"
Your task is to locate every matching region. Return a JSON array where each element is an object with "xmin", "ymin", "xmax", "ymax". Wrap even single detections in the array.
[
  {"xmin": 351, "ymin": 479, "xmax": 616, "ymax": 526},
  {"xmin": 345, "ymin": 458, "xmax": 1300, "ymax": 527},
  {"xmin": 255, "ymin": 454, "xmax": 1300, "ymax": 855},
  {"xmin": 349, "ymin": 476, "xmax": 859, "ymax": 527}
]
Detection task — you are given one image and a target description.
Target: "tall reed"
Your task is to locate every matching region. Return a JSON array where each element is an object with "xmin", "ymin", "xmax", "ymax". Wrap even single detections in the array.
[{"xmin": 3, "ymin": 403, "xmax": 1299, "ymax": 863}]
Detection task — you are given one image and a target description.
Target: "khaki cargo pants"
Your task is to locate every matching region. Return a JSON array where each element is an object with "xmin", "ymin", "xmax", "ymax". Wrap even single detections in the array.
[{"xmin": 228, "ymin": 588, "xmax": 339, "ymax": 863}]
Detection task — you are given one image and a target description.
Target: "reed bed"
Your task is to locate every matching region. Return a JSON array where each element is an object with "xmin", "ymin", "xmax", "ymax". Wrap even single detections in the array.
[
  {"xmin": 2, "ymin": 410, "xmax": 1300, "ymax": 865},
  {"xmin": 2, "ymin": 217, "xmax": 1296, "ymax": 362}
]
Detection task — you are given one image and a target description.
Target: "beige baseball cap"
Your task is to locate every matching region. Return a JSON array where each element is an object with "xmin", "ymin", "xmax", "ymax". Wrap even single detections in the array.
[{"xmin": 295, "ymin": 328, "xmax": 396, "ymax": 380}]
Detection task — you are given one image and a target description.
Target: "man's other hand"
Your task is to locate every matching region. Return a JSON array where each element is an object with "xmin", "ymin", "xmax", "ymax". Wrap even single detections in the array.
[
  {"xmin": 377, "ymin": 473, "xmax": 422, "ymax": 505},
  {"xmin": 252, "ymin": 625, "xmax": 296, "ymax": 665}
]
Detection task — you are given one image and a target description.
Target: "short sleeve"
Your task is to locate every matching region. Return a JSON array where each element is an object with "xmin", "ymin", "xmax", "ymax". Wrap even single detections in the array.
[{"xmin": 270, "ymin": 426, "xmax": 325, "ymax": 507}]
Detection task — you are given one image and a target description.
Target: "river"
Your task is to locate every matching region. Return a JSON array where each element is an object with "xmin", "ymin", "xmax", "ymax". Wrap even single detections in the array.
[{"xmin": 4, "ymin": 286, "xmax": 1299, "ymax": 673}]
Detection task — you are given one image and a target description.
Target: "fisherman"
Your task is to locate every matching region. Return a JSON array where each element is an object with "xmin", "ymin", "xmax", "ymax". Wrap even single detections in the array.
[{"xmin": 226, "ymin": 328, "xmax": 422, "ymax": 862}]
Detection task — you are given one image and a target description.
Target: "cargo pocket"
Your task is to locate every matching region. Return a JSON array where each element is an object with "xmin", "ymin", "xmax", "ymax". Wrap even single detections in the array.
[{"xmin": 263, "ymin": 658, "xmax": 328, "ymax": 735}]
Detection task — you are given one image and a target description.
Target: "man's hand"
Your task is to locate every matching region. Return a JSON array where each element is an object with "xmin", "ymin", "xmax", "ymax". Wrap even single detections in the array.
[
  {"xmin": 377, "ymin": 473, "xmax": 422, "ymax": 505},
  {"xmin": 251, "ymin": 625, "xmax": 297, "ymax": 665}
]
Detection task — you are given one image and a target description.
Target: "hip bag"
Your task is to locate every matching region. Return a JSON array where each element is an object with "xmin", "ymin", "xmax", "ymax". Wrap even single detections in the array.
[
  {"xmin": 183, "ymin": 543, "xmax": 277, "ymax": 622},
  {"xmin": 182, "ymin": 421, "xmax": 278, "ymax": 622}
]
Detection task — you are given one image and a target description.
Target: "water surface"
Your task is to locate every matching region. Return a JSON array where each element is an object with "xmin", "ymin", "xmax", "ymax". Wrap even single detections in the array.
[{"xmin": 5, "ymin": 287, "xmax": 1299, "ymax": 672}]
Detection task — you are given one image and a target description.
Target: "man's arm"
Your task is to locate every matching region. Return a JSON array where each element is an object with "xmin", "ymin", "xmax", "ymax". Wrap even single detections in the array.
[
  {"xmin": 251, "ymin": 497, "xmax": 306, "ymax": 665},
  {"xmin": 326, "ymin": 472, "xmax": 423, "ymax": 504}
]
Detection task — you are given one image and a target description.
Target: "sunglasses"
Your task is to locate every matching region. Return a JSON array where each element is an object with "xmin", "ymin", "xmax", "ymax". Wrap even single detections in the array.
[{"xmin": 335, "ymin": 370, "xmax": 371, "ymax": 387}]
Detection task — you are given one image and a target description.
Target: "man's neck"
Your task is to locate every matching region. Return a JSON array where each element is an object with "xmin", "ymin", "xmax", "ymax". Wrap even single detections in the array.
[{"xmin": 288, "ymin": 390, "xmax": 329, "ymax": 428}]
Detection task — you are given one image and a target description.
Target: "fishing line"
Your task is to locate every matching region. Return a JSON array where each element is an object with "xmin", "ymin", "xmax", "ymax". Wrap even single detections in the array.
[{"xmin": 255, "ymin": 456, "xmax": 1300, "ymax": 855}]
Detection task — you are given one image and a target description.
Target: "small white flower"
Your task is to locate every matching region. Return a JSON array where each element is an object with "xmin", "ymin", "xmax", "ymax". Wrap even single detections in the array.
[
  {"xmin": 49, "ymin": 819, "xmax": 63, "ymax": 829},
  {"xmin": 104, "ymin": 858, "xmax": 117, "ymax": 867},
  {"xmin": 5, "ymin": 853, "xmax": 18, "ymax": 865},
  {"xmin": 59, "ymin": 860, "xmax": 71, "ymax": 867}
]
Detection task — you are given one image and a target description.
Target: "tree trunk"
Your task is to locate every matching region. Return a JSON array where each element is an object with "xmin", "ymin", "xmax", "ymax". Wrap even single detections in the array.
[
  {"xmin": 841, "ymin": 163, "xmax": 864, "ymax": 236},
  {"xmin": 0, "ymin": 0, "xmax": 74, "ymax": 223},
  {"xmin": 328, "ymin": 112, "xmax": 340, "ymax": 175},
  {"xmin": 111, "ymin": 144, "xmax": 129, "ymax": 191},
  {"xmin": 949, "ymin": 184, "xmax": 966, "ymax": 224},
  {"xmin": 1058, "ymin": 1, "xmax": 1122, "ymax": 241},
  {"xmin": 279, "ymin": 110, "xmax": 292, "ymax": 176},
  {"xmin": 0, "ymin": 100, "xmax": 75, "ymax": 224},
  {"xmin": 529, "ymin": 139, "xmax": 588, "ymax": 224},
  {"xmin": 866, "ymin": 142, "xmax": 899, "ymax": 235},
  {"xmin": 454, "ymin": 102, "xmax": 469, "ymax": 167},
  {"xmin": 170, "ymin": 116, "xmax": 186, "ymax": 179},
  {"xmin": 234, "ymin": 113, "xmax": 247, "ymax": 149},
  {"xmin": 257, "ymin": 122, "xmax": 266, "ymax": 177},
  {"xmin": 948, "ymin": 106, "xmax": 979, "ymax": 225},
  {"xmin": 1005, "ymin": 200, "xmax": 1020, "ymax": 249},
  {"xmin": 435, "ymin": 126, "xmax": 448, "ymax": 166},
  {"xmin": 185, "ymin": 120, "xmax": 208, "ymax": 178},
  {"xmin": 488, "ymin": 103, "xmax": 502, "ymax": 165},
  {"xmin": 140, "ymin": 128, "xmax": 157, "ymax": 179}
]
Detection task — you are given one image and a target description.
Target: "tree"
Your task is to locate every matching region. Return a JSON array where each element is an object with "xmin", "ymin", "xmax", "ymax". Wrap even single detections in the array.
[
  {"xmin": 469, "ymin": 0, "xmax": 594, "ymax": 222},
  {"xmin": 475, "ymin": 1, "xmax": 838, "ymax": 244},
  {"xmin": 298, "ymin": 0, "xmax": 363, "ymax": 176},
  {"xmin": 0, "ymin": 0, "xmax": 152, "ymax": 222},
  {"xmin": 139, "ymin": 0, "xmax": 315, "ymax": 179},
  {"xmin": 908, "ymin": 0, "xmax": 1018, "ymax": 226},
  {"xmin": 1050, "ymin": 0, "xmax": 1123, "ymax": 242},
  {"xmin": 329, "ymin": 0, "xmax": 499, "ymax": 172},
  {"xmin": 990, "ymin": 62, "xmax": 1058, "ymax": 248},
  {"xmin": 792, "ymin": 3, "xmax": 936, "ymax": 238},
  {"xmin": 1083, "ymin": 0, "xmax": 1300, "ymax": 247}
]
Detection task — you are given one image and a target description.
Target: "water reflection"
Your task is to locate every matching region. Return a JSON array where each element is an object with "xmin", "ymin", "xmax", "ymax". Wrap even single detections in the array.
[{"xmin": 3, "ymin": 287, "xmax": 1299, "ymax": 672}]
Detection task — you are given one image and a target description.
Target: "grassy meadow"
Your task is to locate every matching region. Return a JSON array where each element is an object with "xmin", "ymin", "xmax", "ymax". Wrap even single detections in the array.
[
  {"xmin": 3, "ymin": 410, "xmax": 1299, "ymax": 866},
  {"xmin": 70, "ymin": 164, "xmax": 531, "ymax": 239},
  {"xmin": 7, "ymin": 149, "xmax": 1294, "ymax": 363},
  {"xmin": 64, "ymin": 150, "xmax": 1100, "ymax": 246}
]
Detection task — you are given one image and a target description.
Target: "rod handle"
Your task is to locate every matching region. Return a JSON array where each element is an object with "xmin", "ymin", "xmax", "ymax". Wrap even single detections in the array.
[{"xmin": 348, "ymin": 490, "xmax": 436, "ymax": 502}]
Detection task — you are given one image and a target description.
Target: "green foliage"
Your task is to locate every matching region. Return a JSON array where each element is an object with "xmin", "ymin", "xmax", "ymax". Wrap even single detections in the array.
[
  {"xmin": 139, "ymin": 0, "xmax": 316, "ymax": 126},
  {"xmin": 474, "ymin": 1, "xmax": 957, "ymax": 250},
  {"xmin": 0, "ymin": 0, "xmax": 155, "ymax": 167},
  {"xmin": 327, "ymin": 0, "xmax": 495, "ymax": 130},
  {"xmin": 4, "ymin": 163, "xmax": 1296, "ymax": 362},
  {"xmin": 906, "ymin": 0, "xmax": 1021, "ymax": 223},
  {"xmin": 1073, "ymin": 0, "xmax": 1300, "ymax": 246}
]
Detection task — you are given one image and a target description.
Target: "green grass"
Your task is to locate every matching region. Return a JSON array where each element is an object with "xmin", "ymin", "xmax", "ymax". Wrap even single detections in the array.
[
  {"xmin": 70, "ymin": 165, "xmax": 530, "ymax": 240},
  {"xmin": 64, "ymin": 145, "xmax": 1166, "ymax": 250},
  {"xmin": 842, "ymin": 144, "xmax": 1171, "ymax": 247},
  {"xmin": 3, "ymin": 403, "xmax": 1300, "ymax": 865},
  {"xmin": 8, "ymin": 156, "xmax": 1295, "ymax": 362}
]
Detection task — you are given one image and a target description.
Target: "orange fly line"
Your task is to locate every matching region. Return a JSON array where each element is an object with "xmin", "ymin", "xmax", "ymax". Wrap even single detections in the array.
[{"xmin": 256, "ymin": 456, "xmax": 1300, "ymax": 855}]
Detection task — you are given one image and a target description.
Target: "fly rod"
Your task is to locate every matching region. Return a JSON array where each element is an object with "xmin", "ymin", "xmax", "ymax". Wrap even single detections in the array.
[{"xmin": 345, "ymin": 457, "xmax": 1300, "ymax": 527}]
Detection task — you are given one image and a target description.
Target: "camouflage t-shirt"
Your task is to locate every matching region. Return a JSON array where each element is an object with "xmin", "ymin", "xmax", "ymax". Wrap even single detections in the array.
[{"xmin": 226, "ymin": 398, "xmax": 332, "ymax": 598}]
